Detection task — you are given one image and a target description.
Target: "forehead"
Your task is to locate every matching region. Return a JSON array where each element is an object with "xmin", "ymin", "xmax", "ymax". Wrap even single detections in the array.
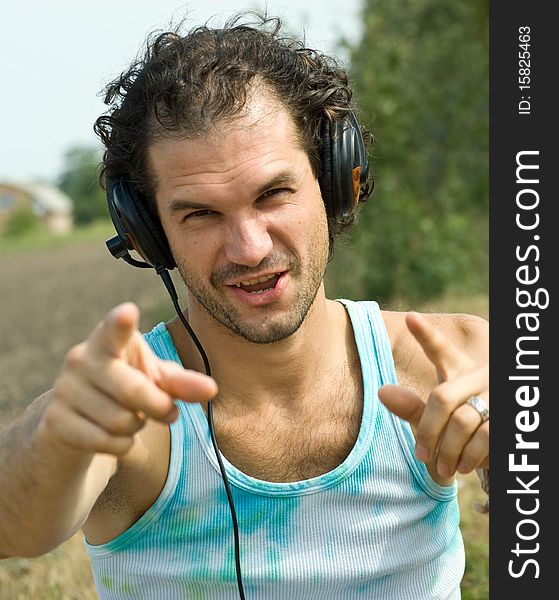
[{"xmin": 148, "ymin": 91, "xmax": 305, "ymax": 195}]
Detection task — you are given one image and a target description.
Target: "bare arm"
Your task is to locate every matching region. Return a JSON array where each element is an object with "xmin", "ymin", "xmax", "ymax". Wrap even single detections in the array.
[
  {"xmin": 0, "ymin": 303, "xmax": 217, "ymax": 559},
  {"xmin": 0, "ymin": 392, "xmax": 117, "ymax": 557}
]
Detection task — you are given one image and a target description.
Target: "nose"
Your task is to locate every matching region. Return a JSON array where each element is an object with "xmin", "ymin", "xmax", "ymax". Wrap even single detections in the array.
[{"xmin": 224, "ymin": 216, "xmax": 273, "ymax": 267}]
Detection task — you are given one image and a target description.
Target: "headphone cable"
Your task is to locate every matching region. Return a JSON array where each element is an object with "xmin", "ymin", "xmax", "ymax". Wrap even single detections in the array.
[{"xmin": 156, "ymin": 266, "xmax": 246, "ymax": 600}]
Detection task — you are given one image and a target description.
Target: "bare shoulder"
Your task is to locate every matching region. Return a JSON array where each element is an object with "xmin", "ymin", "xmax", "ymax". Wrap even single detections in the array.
[{"xmin": 381, "ymin": 309, "xmax": 488, "ymax": 396}]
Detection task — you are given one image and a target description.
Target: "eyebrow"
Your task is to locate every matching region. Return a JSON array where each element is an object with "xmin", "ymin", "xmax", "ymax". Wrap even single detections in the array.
[
  {"xmin": 169, "ymin": 199, "xmax": 211, "ymax": 214},
  {"xmin": 168, "ymin": 171, "xmax": 300, "ymax": 215}
]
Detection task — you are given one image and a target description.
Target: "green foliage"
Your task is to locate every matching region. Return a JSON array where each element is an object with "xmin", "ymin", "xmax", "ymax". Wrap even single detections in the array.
[
  {"xmin": 57, "ymin": 146, "xmax": 107, "ymax": 225},
  {"xmin": 329, "ymin": 0, "xmax": 488, "ymax": 303},
  {"xmin": 3, "ymin": 205, "xmax": 40, "ymax": 237}
]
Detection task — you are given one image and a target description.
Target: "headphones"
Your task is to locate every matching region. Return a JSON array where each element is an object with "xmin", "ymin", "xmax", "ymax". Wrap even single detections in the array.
[{"xmin": 105, "ymin": 111, "xmax": 370, "ymax": 270}]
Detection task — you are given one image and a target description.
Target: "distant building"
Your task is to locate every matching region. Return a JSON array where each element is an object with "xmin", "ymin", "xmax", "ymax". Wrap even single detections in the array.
[{"xmin": 0, "ymin": 182, "xmax": 73, "ymax": 234}]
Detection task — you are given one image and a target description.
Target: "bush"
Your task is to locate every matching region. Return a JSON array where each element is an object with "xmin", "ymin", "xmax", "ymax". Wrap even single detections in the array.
[{"xmin": 3, "ymin": 206, "xmax": 40, "ymax": 237}]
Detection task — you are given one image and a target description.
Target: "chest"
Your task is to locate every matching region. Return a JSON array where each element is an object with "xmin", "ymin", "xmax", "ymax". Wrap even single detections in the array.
[
  {"xmin": 210, "ymin": 371, "xmax": 363, "ymax": 482},
  {"xmin": 85, "ymin": 364, "xmax": 363, "ymax": 545}
]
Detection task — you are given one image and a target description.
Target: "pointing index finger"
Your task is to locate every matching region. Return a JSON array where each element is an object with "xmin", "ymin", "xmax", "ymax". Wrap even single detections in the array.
[
  {"xmin": 406, "ymin": 312, "xmax": 464, "ymax": 381},
  {"xmin": 88, "ymin": 302, "xmax": 140, "ymax": 358},
  {"xmin": 156, "ymin": 361, "xmax": 219, "ymax": 404}
]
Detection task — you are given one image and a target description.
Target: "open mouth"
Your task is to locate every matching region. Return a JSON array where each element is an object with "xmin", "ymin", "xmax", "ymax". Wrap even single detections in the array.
[{"xmin": 232, "ymin": 272, "xmax": 283, "ymax": 294}]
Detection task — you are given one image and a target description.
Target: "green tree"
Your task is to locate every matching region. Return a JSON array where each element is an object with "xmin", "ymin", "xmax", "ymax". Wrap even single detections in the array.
[
  {"xmin": 328, "ymin": 0, "xmax": 488, "ymax": 304},
  {"xmin": 57, "ymin": 146, "xmax": 107, "ymax": 225}
]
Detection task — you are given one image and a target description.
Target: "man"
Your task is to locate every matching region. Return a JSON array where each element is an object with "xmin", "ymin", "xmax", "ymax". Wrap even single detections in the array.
[{"xmin": 0, "ymin": 15, "xmax": 488, "ymax": 599}]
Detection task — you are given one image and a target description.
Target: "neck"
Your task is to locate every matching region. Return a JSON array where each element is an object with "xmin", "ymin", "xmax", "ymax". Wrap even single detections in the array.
[{"xmin": 168, "ymin": 288, "xmax": 352, "ymax": 413}]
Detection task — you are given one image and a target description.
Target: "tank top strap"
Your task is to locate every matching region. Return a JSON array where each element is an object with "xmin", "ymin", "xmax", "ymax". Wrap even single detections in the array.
[
  {"xmin": 336, "ymin": 299, "xmax": 457, "ymax": 501},
  {"xmin": 336, "ymin": 299, "xmax": 398, "ymax": 387}
]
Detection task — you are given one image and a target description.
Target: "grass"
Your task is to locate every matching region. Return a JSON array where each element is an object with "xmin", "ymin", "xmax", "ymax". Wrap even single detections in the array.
[
  {"xmin": 0, "ymin": 535, "xmax": 97, "ymax": 600},
  {"xmin": 0, "ymin": 219, "xmax": 115, "ymax": 255},
  {"xmin": 457, "ymin": 473, "xmax": 490, "ymax": 600}
]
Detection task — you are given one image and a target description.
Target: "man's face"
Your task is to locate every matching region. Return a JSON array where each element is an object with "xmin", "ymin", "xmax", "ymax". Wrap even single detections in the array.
[{"xmin": 149, "ymin": 91, "xmax": 329, "ymax": 344}]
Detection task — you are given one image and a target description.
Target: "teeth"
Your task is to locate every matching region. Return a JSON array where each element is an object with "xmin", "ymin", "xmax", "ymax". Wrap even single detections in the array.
[{"xmin": 234, "ymin": 273, "xmax": 278, "ymax": 287}]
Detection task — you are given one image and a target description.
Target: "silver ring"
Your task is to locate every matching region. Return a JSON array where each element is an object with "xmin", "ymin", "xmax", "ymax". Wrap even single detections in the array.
[{"xmin": 466, "ymin": 396, "xmax": 489, "ymax": 423}]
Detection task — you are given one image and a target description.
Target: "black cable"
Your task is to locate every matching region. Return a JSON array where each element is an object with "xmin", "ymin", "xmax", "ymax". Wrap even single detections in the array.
[{"xmin": 156, "ymin": 266, "xmax": 246, "ymax": 600}]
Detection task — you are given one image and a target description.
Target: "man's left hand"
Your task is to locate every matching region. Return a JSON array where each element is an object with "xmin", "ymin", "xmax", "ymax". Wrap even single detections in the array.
[{"xmin": 378, "ymin": 312, "xmax": 489, "ymax": 483}]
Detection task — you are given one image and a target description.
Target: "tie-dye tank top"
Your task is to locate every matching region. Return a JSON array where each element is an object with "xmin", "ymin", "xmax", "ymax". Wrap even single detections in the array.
[{"xmin": 85, "ymin": 300, "xmax": 465, "ymax": 599}]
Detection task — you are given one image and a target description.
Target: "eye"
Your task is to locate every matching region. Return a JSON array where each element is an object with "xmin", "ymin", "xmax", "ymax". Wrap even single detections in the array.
[
  {"xmin": 259, "ymin": 188, "xmax": 291, "ymax": 201},
  {"xmin": 182, "ymin": 209, "xmax": 215, "ymax": 221}
]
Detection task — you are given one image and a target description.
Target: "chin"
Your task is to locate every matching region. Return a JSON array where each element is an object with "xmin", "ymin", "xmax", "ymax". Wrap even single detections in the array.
[{"xmin": 227, "ymin": 316, "xmax": 307, "ymax": 344}]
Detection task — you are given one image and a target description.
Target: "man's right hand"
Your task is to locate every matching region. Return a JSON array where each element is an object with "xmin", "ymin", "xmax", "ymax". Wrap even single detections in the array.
[{"xmin": 39, "ymin": 302, "xmax": 218, "ymax": 457}]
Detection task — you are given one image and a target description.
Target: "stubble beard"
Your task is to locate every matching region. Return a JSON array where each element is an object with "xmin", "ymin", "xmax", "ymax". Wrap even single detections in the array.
[{"xmin": 175, "ymin": 226, "xmax": 329, "ymax": 344}]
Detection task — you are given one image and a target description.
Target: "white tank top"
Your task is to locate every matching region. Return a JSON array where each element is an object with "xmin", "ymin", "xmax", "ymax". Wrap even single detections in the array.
[{"xmin": 85, "ymin": 300, "xmax": 464, "ymax": 599}]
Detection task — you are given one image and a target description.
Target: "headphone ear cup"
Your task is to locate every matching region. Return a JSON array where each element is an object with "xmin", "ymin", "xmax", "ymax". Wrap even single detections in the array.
[
  {"xmin": 330, "ymin": 120, "xmax": 357, "ymax": 220},
  {"xmin": 346, "ymin": 111, "xmax": 371, "ymax": 200},
  {"xmin": 319, "ymin": 112, "xmax": 370, "ymax": 222},
  {"xmin": 107, "ymin": 178, "xmax": 176, "ymax": 270}
]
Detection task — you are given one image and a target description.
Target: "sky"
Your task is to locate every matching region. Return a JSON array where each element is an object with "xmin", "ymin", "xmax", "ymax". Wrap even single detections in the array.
[{"xmin": 0, "ymin": 0, "xmax": 362, "ymax": 183}]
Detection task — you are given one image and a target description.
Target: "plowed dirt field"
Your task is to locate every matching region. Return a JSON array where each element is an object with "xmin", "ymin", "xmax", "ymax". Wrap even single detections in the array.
[{"xmin": 0, "ymin": 237, "xmax": 176, "ymax": 427}]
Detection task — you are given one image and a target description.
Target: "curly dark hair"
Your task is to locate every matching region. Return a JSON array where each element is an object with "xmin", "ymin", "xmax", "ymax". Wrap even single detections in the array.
[{"xmin": 94, "ymin": 13, "xmax": 373, "ymax": 253}]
